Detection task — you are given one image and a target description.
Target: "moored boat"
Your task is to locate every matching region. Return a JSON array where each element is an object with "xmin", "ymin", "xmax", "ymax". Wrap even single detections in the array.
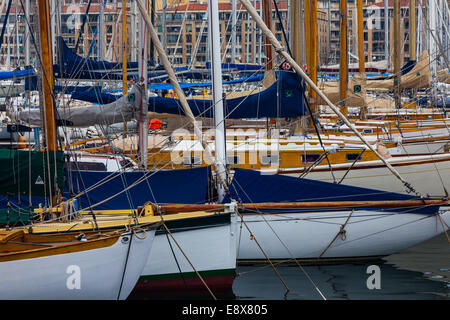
[{"xmin": 0, "ymin": 225, "xmax": 158, "ymax": 300}]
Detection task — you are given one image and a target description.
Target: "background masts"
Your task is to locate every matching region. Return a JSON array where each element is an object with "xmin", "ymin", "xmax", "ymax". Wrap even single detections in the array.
[
  {"xmin": 394, "ymin": 0, "xmax": 402, "ymax": 109},
  {"xmin": 138, "ymin": 2, "xmax": 148, "ymax": 170},
  {"xmin": 98, "ymin": 0, "xmax": 105, "ymax": 60},
  {"xmin": 384, "ymin": 0, "xmax": 389, "ymax": 68},
  {"xmin": 231, "ymin": 0, "xmax": 236, "ymax": 63},
  {"xmin": 262, "ymin": 0, "xmax": 272, "ymax": 69},
  {"xmin": 409, "ymin": 0, "xmax": 416, "ymax": 62},
  {"xmin": 357, "ymin": 0, "xmax": 365, "ymax": 73}
]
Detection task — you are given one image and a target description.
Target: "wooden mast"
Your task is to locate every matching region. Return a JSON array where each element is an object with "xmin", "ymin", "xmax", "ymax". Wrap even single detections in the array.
[
  {"xmin": 37, "ymin": 0, "xmax": 57, "ymax": 152},
  {"xmin": 308, "ymin": 0, "xmax": 318, "ymax": 129},
  {"xmin": 304, "ymin": 0, "xmax": 311, "ymax": 70},
  {"xmin": 262, "ymin": 0, "xmax": 272, "ymax": 70},
  {"xmin": 37, "ymin": 0, "xmax": 58, "ymax": 206},
  {"xmin": 290, "ymin": 0, "xmax": 301, "ymax": 64},
  {"xmin": 357, "ymin": 0, "xmax": 365, "ymax": 73},
  {"xmin": 339, "ymin": 0, "xmax": 348, "ymax": 117},
  {"xmin": 356, "ymin": 0, "xmax": 366, "ymax": 118}
]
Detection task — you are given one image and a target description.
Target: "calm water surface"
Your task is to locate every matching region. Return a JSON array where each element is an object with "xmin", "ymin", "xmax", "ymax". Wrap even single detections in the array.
[
  {"xmin": 129, "ymin": 234, "xmax": 449, "ymax": 300},
  {"xmin": 233, "ymin": 233, "xmax": 450, "ymax": 300}
]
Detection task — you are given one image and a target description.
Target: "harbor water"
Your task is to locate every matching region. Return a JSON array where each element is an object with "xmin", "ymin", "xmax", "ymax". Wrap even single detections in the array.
[{"xmin": 130, "ymin": 233, "xmax": 449, "ymax": 300}]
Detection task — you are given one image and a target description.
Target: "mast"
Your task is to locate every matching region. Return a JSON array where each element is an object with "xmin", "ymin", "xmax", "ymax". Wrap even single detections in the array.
[
  {"xmin": 150, "ymin": 0, "xmax": 155, "ymax": 63},
  {"xmin": 15, "ymin": 0, "xmax": 19, "ymax": 65},
  {"xmin": 393, "ymin": 0, "xmax": 401, "ymax": 109},
  {"xmin": 262, "ymin": 0, "xmax": 272, "ymax": 69},
  {"xmin": 409, "ymin": 0, "xmax": 416, "ymax": 62},
  {"xmin": 239, "ymin": 0, "xmax": 419, "ymax": 196},
  {"xmin": 37, "ymin": 0, "xmax": 57, "ymax": 151},
  {"xmin": 252, "ymin": 0, "xmax": 256, "ymax": 63},
  {"xmin": 384, "ymin": 0, "xmax": 388, "ymax": 68},
  {"xmin": 138, "ymin": 1, "xmax": 148, "ymax": 170},
  {"xmin": 50, "ymin": 0, "xmax": 56, "ymax": 64},
  {"xmin": 309, "ymin": 0, "xmax": 318, "ymax": 128},
  {"xmin": 304, "ymin": 0, "xmax": 310, "ymax": 69},
  {"xmin": 37, "ymin": 0, "xmax": 58, "ymax": 205},
  {"xmin": 122, "ymin": 0, "xmax": 128, "ymax": 136},
  {"xmin": 131, "ymin": 0, "xmax": 137, "ymax": 61},
  {"xmin": 290, "ymin": 0, "xmax": 301, "ymax": 64},
  {"xmin": 161, "ymin": 0, "xmax": 166, "ymax": 51},
  {"xmin": 339, "ymin": 0, "xmax": 348, "ymax": 117},
  {"xmin": 357, "ymin": 0, "xmax": 365, "ymax": 73},
  {"xmin": 98, "ymin": 0, "xmax": 105, "ymax": 60},
  {"xmin": 209, "ymin": 0, "xmax": 227, "ymax": 202},
  {"xmin": 25, "ymin": 0, "xmax": 30, "ymax": 65},
  {"xmin": 231, "ymin": 0, "xmax": 236, "ymax": 62},
  {"xmin": 135, "ymin": 0, "xmax": 229, "ymax": 195},
  {"xmin": 122, "ymin": 0, "xmax": 128, "ymax": 95},
  {"xmin": 258, "ymin": 0, "xmax": 262, "ymax": 64}
]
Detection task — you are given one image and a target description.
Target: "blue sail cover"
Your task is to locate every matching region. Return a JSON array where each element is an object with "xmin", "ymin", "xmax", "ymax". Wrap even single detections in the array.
[
  {"xmin": 71, "ymin": 88, "xmax": 121, "ymax": 104},
  {"xmin": 65, "ymin": 166, "xmax": 211, "ymax": 210},
  {"xmin": 0, "ymin": 68, "xmax": 34, "ymax": 80},
  {"xmin": 70, "ymin": 74, "xmax": 264, "ymax": 103},
  {"xmin": 54, "ymin": 36, "xmax": 190, "ymax": 80},
  {"xmin": 148, "ymin": 71, "xmax": 306, "ymax": 118},
  {"xmin": 225, "ymin": 168, "xmax": 440, "ymax": 214}
]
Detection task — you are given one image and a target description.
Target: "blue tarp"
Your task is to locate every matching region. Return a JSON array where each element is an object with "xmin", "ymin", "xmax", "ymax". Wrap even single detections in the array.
[
  {"xmin": 148, "ymin": 70, "xmax": 306, "ymax": 119},
  {"xmin": 71, "ymin": 89, "xmax": 121, "ymax": 104},
  {"xmin": 65, "ymin": 166, "xmax": 211, "ymax": 210},
  {"xmin": 0, "ymin": 68, "xmax": 35, "ymax": 80},
  {"xmin": 0, "ymin": 167, "xmax": 211, "ymax": 215},
  {"xmin": 225, "ymin": 168, "xmax": 440, "ymax": 214}
]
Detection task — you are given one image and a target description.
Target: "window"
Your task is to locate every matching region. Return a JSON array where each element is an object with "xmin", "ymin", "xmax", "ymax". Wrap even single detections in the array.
[
  {"xmin": 301, "ymin": 154, "xmax": 321, "ymax": 163},
  {"xmin": 227, "ymin": 155, "xmax": 241, "ymax": 165},
  {"xmin": 67, "ymin": 161, "xmax": 107, "ymax": 171},
  {"xmin": 260, "ymin": 154, "xmax": 279, "ymax": 166},
  {"xmin": 346, "ymin": 153, "xmax": 362, "ymax": 162},
  {"xmin": 182, "ymin": 156, "xmax": 202, "ymax": 166}
]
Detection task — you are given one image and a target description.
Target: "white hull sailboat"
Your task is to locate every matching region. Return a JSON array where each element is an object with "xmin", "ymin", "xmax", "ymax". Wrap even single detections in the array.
[
  {"xmin": 236, "ymin": 209, "xmax": 449, "ymax": 261},
  {"xmin": 0, "ymin": 227, "xmax": 157, "ymax": 300},
  {"xmin": 135, "ymin": 212, "xmax": 237, "ymax": 294}
]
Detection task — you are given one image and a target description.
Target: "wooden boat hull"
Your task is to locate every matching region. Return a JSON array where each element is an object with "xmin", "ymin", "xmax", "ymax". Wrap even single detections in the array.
[
  {"xmin": 14, "ymin": 210, "xmax": 237, "ymax": 296},
  {"xmin": 236, "ymin": 209, "xmax": 449, "ymax": 261},
  {"xmin": 0, "ymin": 229, "xmax": 156, "ymax": 300}
]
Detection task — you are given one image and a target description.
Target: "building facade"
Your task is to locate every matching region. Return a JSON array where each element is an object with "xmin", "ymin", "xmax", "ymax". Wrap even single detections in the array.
[{"xmin": 0, "ymin": 0, "xmax": 430, "ymax": 71}]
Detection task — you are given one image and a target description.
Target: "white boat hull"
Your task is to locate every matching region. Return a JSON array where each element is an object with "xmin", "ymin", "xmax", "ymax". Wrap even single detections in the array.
[
  {"xmin": 283, "ymin": 154, "xmax": 450, "ymax": 197},
  {"xmin": 236, "ymin": 210, "xmax": 450, "ymax": 261},
  {"xmin": 0, "ymin": 229, "xmax": 156, "ymax": 300},
  {"xmin": 135, "ymin": 213, "xmax": 237, "ymax": 292}
]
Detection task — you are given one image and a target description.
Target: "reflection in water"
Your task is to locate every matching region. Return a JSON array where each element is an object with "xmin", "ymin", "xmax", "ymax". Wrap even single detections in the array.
[
  {"xmin": 233, "ymin": 262, "xmax": 450, "ymax": 300},
  {"xmin": 129, "ymin": 235, "xmax": 449, "ymax": 300}
]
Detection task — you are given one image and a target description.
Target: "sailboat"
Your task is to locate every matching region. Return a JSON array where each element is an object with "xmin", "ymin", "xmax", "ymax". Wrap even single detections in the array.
[
  {"xmin": 0, "ymin": 226, "xmax": 158, "ymax": 300},
  {"xmin": 2, "ymin": 0, "xmax": 238, "ymax": 297},
  {"xmin": 100, "ymin": 0, "xmax": 449, "ymax": 264},
  {"xmin": 0, "ymin": 0, "xmax": 163, "ymax": 300}
]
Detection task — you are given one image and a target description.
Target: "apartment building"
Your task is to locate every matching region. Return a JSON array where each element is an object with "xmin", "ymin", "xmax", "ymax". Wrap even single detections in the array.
[{"xmin": 0, "ymin": 0, "xmax": 426, "ymax": 70}]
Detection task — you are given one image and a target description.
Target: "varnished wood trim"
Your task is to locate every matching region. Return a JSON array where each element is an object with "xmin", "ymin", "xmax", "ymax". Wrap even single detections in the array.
[{"xmin": 0, "ymin": 234, "xmax": 120, "ymax": 262}]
